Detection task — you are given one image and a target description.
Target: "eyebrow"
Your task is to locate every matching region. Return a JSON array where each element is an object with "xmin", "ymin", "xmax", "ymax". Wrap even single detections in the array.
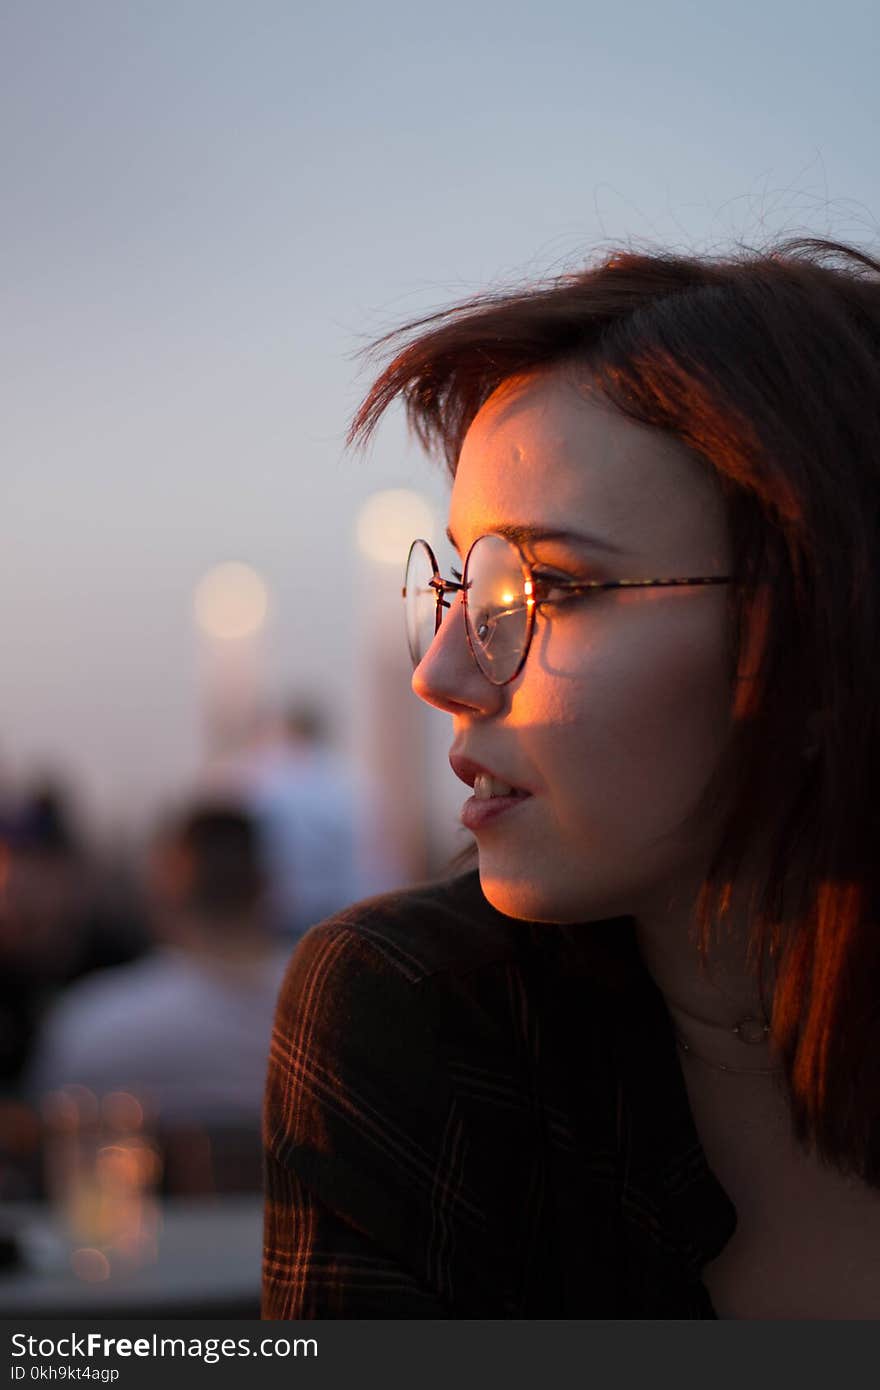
[{"xmin": 445, "ymin": 522, "xmax": 626, "ymax": 556}]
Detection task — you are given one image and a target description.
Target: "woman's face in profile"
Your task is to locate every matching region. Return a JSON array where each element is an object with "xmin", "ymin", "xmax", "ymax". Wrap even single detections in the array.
[{"xmin": 412, "ymin": 368, "xmax": 735, "ymax": 925}]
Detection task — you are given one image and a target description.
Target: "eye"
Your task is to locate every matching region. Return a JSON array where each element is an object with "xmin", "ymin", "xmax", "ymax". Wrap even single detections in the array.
[{"xmin": 531, "ymin": 569, "xmax": 592, "ymax": 609}]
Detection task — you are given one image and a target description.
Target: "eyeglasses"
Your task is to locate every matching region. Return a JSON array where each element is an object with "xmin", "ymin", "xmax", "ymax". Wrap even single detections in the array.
[{"xmin": 404, "ymin": 533, "xmax": 734, "ymax": 686}]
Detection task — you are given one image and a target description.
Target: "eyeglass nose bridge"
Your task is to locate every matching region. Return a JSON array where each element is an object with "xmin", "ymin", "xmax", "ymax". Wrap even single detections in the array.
[{"xmin": 428, "ymin": 573, "xmax": 466, "ymax": 633}]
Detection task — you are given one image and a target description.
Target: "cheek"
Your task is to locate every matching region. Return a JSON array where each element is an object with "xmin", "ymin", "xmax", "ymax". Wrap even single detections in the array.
[{"xmin": 522, "ymin": 608, "xmax": 732, "ymax": 833}]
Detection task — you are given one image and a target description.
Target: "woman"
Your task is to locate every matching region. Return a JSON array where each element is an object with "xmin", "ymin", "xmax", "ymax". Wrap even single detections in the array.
[{"xmin": 263, "ymin": 238, "xmax": 880, "ymax": 1318}]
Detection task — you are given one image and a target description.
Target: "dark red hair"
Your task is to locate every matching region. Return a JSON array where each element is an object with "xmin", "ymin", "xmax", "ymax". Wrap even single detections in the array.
[{"xmin": 350, "ymin": 238, "xmax": 880, "ymax": 1184}]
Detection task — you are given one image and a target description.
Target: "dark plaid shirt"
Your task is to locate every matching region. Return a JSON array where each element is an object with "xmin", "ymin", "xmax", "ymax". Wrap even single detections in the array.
[{"xmin": 262, "ymin": 870, "xmax": 736, "ymax": 1318}]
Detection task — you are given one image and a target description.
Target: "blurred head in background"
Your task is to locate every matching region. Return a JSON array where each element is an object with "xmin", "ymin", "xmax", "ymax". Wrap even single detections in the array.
[
  {"xmin": 146, "ymin": 802, "xmax": 272, "ymax": 963},
  {"xmin": 0, "ymin": 781, "xmax": 89, "ymax": 980}
]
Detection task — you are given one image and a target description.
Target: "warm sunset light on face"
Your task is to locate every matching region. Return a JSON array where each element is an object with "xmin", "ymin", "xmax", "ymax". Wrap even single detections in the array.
[
  {"xmin": 421, "ymin": 370, "xmax": 734, "ymax": 926},
  {"xmin": 193, "ymin": 562, "xmax": 270, "ymax": 640},
  {"xmin": 356, "ymin": 489, "xmax": 436, "ymax": 567}
]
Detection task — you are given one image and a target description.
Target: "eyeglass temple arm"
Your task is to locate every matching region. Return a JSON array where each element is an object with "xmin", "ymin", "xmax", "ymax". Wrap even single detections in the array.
[{"xmin": 547, "ymin": 575, "xmax": 733, "ymax": 594}]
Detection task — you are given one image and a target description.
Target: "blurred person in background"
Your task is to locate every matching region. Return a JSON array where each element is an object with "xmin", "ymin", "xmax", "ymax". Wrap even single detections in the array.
[
  {"xmin": 24, "ymin": 803, "xmax": 289, "ymax": 1152},
  {"xmin": 0, "ymin": 779, "xmax": 146, "ymax": 1090},
  {"xmin": 209, "ymin": 696, "xmax": 402, "ymax": 944}
]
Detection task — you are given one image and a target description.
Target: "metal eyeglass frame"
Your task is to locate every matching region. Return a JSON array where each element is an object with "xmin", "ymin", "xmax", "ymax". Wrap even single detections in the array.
[{"xmin": 404, "ymin": 535, "xmax": 735, "ymax": 687}]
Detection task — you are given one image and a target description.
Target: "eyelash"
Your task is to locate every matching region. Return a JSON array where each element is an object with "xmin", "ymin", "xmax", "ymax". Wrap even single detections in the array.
[{"xmin": 449, "ymin": 566, "xmax": 590, "ymax": 609}]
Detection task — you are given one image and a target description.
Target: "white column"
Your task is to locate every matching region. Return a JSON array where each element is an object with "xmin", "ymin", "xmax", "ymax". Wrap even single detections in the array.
[
  {"xmin": 192, "ymin": 562, "xmax": 271, "ymax": 765},
  {"xmin": 352, "ymin": 491, "xmax": 436, "ymax": 884}
]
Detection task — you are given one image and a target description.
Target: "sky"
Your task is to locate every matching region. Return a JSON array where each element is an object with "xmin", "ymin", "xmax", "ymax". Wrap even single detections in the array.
[{"xmin": 2, "ymin": 0, "xmax": 878, "ymax": 838}]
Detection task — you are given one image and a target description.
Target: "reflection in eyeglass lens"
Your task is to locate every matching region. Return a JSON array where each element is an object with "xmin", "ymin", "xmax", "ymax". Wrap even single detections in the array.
[{"xmin": 465, "ymin": 535, "xmax": 531, "ymax": 683}]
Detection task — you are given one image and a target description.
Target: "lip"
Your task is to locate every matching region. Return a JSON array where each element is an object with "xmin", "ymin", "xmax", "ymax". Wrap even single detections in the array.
[
  {"xmin": 449, "ymin": 748, "xmax": 534, "ymax": 834},
  {"xmin": 448, "ymin": 751, "xmax": 532, "ymax": 795},
  {"xmin": 460, "ymin": 791, "xmax": 531, "ymax": 833}
]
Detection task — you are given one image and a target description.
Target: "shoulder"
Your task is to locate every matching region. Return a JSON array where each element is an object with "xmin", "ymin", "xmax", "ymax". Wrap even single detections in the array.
[
  {"xmin": 265, "ymin": 872, "xmax": 553, "ymax": 1152},
  {"xmin": 24, "ymin": 953, "xmax": 183, "ymax": 1095},
  {"xmin": 264, "ymin": 873, "xmax": 549, "ymax": 1306},
  {"xmin": 30, "ymin": 948, "xmax": 246, "ymax": 1055},
  {"xmin": 290, "ymin": 869, "xmax": 536, "ymax": 983},
  {"xmin": 274, "ymin": 869, "xmax": 644, "ymax": 1020},
  {"xmin": 40, "ymin": 952, "xmax": 181, "ymax": 1029},
  {"xmin": 268, "ymin": 871, "xmax": 515, "ymax": 1081},
  {"xmin": 268, "ymin": 871, "xmax": 547, "ymax": 1065},
  {"xmin": 263, "ymin": 872, "xmax": 644, "ymax": 1314},
  {"xmin": 267, "ymin": 869, "xmax": 642, "ymax": 1141}
]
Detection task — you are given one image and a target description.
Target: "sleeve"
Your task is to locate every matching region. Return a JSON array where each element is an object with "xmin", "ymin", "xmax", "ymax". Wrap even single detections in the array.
[{"xmin": 262, "ymin": 918, "xmax": 464, "ymax": 1319}]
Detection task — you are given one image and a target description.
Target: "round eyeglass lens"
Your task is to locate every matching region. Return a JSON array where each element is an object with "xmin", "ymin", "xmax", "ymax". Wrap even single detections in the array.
[
  {"xmin": 465, "ymin": 534, "xmax": 533, "ymax": 684},
  {"xmin": 404, "ymin": 540, "xmax": 439, "ymax": 668}
]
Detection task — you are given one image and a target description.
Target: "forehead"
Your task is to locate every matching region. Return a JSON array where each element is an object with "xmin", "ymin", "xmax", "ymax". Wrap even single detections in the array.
[{"xmin": 450, "ymin": 370, "xmax": 728, "ymax": 564}]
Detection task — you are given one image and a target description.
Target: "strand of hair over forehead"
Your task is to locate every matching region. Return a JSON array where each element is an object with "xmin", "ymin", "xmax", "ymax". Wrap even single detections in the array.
[{"xmin": 347, "ymin": 237, "xmax": 880, "ymax": 468}]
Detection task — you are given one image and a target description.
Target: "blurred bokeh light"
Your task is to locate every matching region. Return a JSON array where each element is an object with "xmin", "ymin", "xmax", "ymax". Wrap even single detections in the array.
[
  {"xmin": 192, "ymin": 563, "xmax": 270, "ymax": 641},
  {"xmin": 356, "ymin": 490, "xmax": 436, "ymax": 567}
]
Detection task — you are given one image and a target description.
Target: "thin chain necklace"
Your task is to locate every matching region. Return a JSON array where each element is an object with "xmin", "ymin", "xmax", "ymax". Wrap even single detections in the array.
[{"xmin": 674, "ymin": 1016, "xmax": 783, "ymax": 1076}]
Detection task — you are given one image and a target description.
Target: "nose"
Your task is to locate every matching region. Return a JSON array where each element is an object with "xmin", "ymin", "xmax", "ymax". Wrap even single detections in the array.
[{"xmin": 411, "ymin": 591, "xmax": 504, "ymax": 716}]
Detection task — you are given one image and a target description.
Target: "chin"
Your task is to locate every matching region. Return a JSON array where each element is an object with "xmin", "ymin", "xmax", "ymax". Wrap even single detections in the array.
[{"xmin": 477, "ymin": 863, "xmax": 598, "ymax": 925}]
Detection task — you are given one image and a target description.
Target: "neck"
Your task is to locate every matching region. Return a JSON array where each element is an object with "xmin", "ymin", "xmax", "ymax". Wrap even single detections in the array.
[{"xmin": 632, "ymin": 881, "xmax": 779, "ymax": 1074}]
